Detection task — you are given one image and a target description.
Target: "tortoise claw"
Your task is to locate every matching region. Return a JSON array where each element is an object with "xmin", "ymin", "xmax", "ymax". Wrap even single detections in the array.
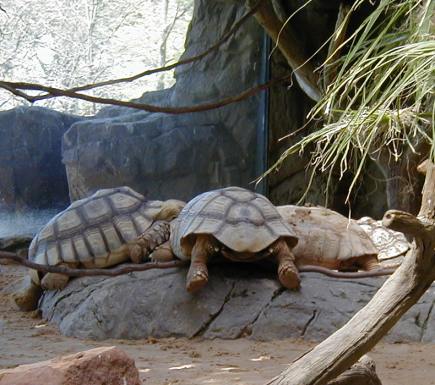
[{"xmin": 186, "ymin": 266, "xmax": 208, "ymax": 293}]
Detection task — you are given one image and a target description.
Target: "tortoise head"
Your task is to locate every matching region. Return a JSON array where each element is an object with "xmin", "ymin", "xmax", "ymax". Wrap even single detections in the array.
[{"xmin": 156, "ymin": 199, "xmax": 186, "ymax": 221}]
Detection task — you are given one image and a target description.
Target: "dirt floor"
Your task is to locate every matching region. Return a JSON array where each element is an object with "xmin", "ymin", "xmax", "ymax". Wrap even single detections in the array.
[{"xmin": 1, "ymin": 265, "xmax": 434, "ymax": 385}]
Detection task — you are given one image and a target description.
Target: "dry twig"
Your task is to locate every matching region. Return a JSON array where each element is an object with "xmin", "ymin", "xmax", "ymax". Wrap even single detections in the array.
[{"xmin": 0, "ymin": 249, "xmax": 395, "ymax": 279}]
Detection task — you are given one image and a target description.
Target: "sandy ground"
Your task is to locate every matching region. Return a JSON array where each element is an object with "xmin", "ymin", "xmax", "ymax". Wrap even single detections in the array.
[{"xmin": 1, "ymin": 265, "xmax": 434, "ymax": 385}]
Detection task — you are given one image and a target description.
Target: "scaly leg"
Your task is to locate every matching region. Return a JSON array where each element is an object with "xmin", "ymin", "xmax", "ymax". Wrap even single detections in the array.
[
  {"xmin": 273, "ymin": 239, "xmax": 301, "ymax": 290},
  {"xmin": 150, "ymin": 240, "xmax": 176, "ymax": 262},
  {"xmin": 129, "ymin": 220, "xmax": 171, "ymax": 263},
  {"xmin": 186, "ymin": 234, "xmax": 217, "ymax": 293}
]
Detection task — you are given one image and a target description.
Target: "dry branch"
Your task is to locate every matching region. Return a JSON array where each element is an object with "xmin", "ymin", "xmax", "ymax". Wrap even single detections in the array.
[
  {"xmin": 266, "ymin": 162, "xmax": 435, "ymax": 385},
  {"xmin": 0, "ymin": 74, "xmax": 290, "ymax": 114},
  {"xmin": 0, "ymin": 249, "xmax": 395, "ymax": 279},
  {"xmin": 246, "ymin": 0, "xmax": 321, "ymax": 101},
  {"xmin": 0, "ymin": 250, "xmax": 188, "ymax": 276}
]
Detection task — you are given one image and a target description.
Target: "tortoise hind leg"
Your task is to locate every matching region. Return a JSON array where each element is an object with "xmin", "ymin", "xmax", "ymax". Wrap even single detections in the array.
[
  {"xmin": 272, "ymin": 239, "xmax": 301, "ymax": 290},
  {"xmin": 40, "ymin": 271, "xmax": 70, "ymax": 290},
  {"xmin": 186, "ymin": 234, "xmax": 217, "ymax": 293}
]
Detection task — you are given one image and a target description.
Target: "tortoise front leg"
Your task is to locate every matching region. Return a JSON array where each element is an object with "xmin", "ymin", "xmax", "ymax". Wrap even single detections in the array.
[
  {"xmin": 150, "ymin": 240, "xmax": 176, "ymax": 262},
  {"xmin": 129, "ymin": 220, "xmax": 171, "ymax": 263},
  {"xmin": 186, "ymin": 234, "xmax": 218, "ymax": 293},
  {"xmin": 272, "ymin": 239, "xmax": 301, "ymax": 290}
]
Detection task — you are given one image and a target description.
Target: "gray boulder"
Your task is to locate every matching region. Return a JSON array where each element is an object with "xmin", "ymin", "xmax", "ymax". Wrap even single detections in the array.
[
  {"xmin": 40, "ymin": 266, "xmax": 435, "ymax": 342},
  {"xmin": 0, "ymin": 106, "xmax": 83, "ymax": 210}
]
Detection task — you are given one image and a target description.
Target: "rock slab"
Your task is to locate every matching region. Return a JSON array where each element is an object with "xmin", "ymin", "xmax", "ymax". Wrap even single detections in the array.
[
  {"xmin": 0, "ymin": 346, "xmax": 141, "ymax": 385},
  {"xmin": 40, "ymin": 265, "xmax": 435, "ymax": 342}
]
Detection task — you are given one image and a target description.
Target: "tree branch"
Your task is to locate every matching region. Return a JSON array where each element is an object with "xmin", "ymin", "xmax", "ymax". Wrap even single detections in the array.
[
  {"xmin": 0, "ymin": 249, "xmax": 395, "ymax": 279},
  {"xmin": 0, "ymin": 73, "xmax": 291, "ymax": 114},
  {"xmin": 246, "ymin": 0, "xmax": 321, "ymax": 101},
  {"xmin": 0, "ymin": 250, "xmax": 188, "ymax": 276}
]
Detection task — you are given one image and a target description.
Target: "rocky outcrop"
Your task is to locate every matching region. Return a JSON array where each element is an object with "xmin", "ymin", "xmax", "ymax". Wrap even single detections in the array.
[
  {"xmin": 0, "ymin": 346, "xmax": 141, "ymax": 385},
  {"xmin": 0, "ymin": 107, "xmax": 83, "ymax": 210},
  {"xmin": 63, "ymin": 0, "xmax": 266, "ymax": 202},
  {"xmin": 40, "ymin": 265, "xmax": 435, "ymax": 342}
]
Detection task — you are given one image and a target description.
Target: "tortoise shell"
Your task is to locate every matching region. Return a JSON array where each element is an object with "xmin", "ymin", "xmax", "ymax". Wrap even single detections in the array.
[
  {"xmin": 357, "ymin": 216, "xmax": 410, "ymax": 261},
  {"xmin": 171, "ymin": 186, "xmax": 297, "ymax": 260},
  {"xmin": 29, "ymin": 186, "xmax": 167, "ymax": 267},
  {"xmin": 276, "ymin": 205, "xmax": 378, "ymax": 267}
]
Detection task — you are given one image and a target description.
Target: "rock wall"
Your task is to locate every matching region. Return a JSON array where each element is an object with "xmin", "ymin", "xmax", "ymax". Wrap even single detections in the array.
[
  {"xmin": 0, "ymin": 107, "xmax": 83, "ymax": 210},
  {"xmin": 62, "ymin": 0, "xmax": 266, "ymax": 202}
]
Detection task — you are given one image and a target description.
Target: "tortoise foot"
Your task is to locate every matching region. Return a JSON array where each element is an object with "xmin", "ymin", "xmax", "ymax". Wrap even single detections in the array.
[
  {"xmin": 186, "ymin": 265, "xmax": 208, "ymax": 293},
  {"xmin": 41, "ymin": 272, "xmax": 70, "ymax": 290},
  {"xmin": 13, "ymin": 276, "xmax": 42, "ymax": 311},
  {"xmin": 278, "ymin": 262, "xmax": 301, "ymax": 290}
]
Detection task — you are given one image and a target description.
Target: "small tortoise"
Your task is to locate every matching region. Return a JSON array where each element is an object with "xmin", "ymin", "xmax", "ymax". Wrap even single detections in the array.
[
  {"xmin": 357, "ymin": 216, "xmax": 410, "ymax": 263},
  {"xmin": 277, "ymin": 205, "xmax": 398, "ymax": 271},
  {"xmin": 154, "ymin": 186, "xmax": 300, "ymax": 293},
  {"xmin": 14, "ymin": 186, "xmax": 184, "ymax": 310}
]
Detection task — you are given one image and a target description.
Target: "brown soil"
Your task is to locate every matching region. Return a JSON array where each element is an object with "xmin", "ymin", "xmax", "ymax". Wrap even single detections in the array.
[{"xmin": 1, "ymin": 265, "xmax": 434, "ymax": 385}]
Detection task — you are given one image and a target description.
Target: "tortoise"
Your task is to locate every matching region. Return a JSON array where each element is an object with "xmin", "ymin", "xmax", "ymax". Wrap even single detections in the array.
[
  {"xmin": 13, "ymin": 186, "xmax": 185, "ymax": 311},
  {"xmin": 276, "ymin": 205, "xmax": 401, "ymax": 272},
  {"xmin": 152, "ymin": 186, "xmax": 300, "ymax": 293}
]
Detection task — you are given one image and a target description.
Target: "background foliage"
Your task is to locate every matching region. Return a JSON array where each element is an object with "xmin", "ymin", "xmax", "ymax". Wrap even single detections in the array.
[{"xmin": 0, "ymin": 0, "xmax": 193, "ymax": 115}]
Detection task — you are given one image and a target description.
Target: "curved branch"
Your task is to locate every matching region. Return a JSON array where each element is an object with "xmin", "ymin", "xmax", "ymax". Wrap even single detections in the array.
[
  {"xmin": 0, "ymin": 250, "xmax": 395, "ymax": 279},
  {"xmin": 0, "ymin": 250, "xmax": 188, "ymax": 276},
  {"xmin": 0, "ymin": 74, "xmax": 290, "ymax": 114}
]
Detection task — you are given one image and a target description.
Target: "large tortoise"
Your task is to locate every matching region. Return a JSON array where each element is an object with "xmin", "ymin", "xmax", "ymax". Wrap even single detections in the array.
[
  {"xmin": 153, "ymin": 186, "xmax": 300, "ymax": 293},
  {"xmin": 14, "ymin": 186, "xmax": 184, "ymax": 310},
  {"xmin": 276, "ymin": 205, "xmax": 400, "ymax": 271}
]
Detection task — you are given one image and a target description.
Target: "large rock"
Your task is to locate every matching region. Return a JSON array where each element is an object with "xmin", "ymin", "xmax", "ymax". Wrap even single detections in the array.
[
  {"xmin": 0, "ymin": 106, "xmax": 83, "ymax": 210},
  {"xmin": 62, "ymin": 0, "xmax": 266, "ymax": 202},
  {"xmin": 0, "ymin": 346, "xmax": 141, "ymax": 385},
  {"xmin": 40, "ymin": 265, "xmax": 435, "ymax": 342}
]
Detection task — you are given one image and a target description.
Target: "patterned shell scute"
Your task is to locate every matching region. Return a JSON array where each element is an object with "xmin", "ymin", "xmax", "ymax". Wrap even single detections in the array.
[
  {"xmin": 172, "ymin": 186, "xmax": 297, "ymax": 258},
  {"xmin": 29, "ymin": 186, "xmax": 159, "ymax": 266}
]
